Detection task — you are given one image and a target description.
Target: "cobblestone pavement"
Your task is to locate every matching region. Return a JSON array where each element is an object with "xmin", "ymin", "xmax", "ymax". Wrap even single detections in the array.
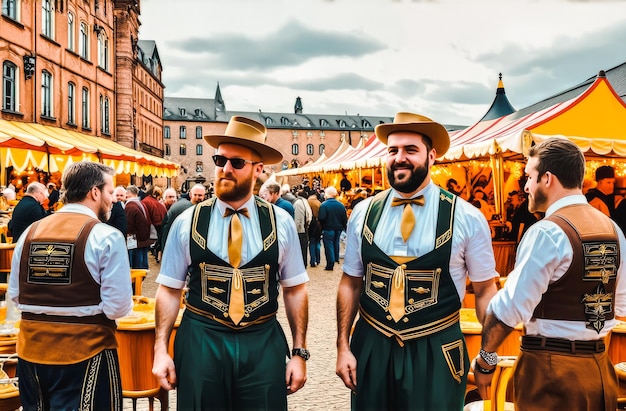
[{"xmin": 124, "ymin": 250, "xmax": 350, "ymax": 411}]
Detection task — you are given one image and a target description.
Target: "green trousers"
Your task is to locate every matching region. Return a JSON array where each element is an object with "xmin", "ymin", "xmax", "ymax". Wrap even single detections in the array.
[
  {"xmin": 350, "ymin": 318, "xmax": 468, "ymax": 411},
  {"xmin": 174, "ymin": 311, "xmax": 289, "ymax": 410}
]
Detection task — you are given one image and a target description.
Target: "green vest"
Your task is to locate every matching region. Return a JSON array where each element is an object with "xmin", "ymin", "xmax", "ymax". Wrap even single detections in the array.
[
  {"xmin": 359, "ymin": 188, "xmax": 461, "ymax": 342},
  {"xmin": 187, "ymin": 196, "xmax": 280, "ymax": 330}
]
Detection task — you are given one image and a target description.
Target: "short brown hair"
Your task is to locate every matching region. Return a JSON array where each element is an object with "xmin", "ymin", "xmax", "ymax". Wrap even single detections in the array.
[{"xmin": 528, "ymin": 138, "xmax": 584, "ymax": 189}]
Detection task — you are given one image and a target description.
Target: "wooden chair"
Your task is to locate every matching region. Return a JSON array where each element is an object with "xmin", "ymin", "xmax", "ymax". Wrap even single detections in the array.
[
  {"xmin": 0, "ymin": 244, "xmax": 15, "ymax": 284},
  {"xmin": 615, "ymin": 361, "xmax": 626, "ymax": 408},
  {"xmin": 130, "ymin": 269, "xmax": 147, "ymax": 296}
]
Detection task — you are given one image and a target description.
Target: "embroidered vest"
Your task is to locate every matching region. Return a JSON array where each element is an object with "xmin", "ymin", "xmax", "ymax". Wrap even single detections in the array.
[
  {"xmin": 359, "ymin": 188, "xmax": 461, "ymax": 342},
  {"xmin": 187, "ymin": 196, "xmax": 280, "ymax": 330},
  {"xmin": 533, "ymin": 204, "xmax": 619, "ymax": 333},
  {"xmin": 18, "ymin": 212, "xmax": 117, "ymax": 364}
]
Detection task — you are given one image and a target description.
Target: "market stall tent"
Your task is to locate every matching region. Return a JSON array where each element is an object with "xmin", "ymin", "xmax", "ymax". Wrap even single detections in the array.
[{"xmin": 0, "ymin": 120, "xmax": 179, "ymax": 178}]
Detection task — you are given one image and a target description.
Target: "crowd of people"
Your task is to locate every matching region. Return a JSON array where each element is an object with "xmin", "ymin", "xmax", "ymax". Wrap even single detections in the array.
[{"xmin": 4, "ymin": 111, "xmax": 626, "ymax": 411}]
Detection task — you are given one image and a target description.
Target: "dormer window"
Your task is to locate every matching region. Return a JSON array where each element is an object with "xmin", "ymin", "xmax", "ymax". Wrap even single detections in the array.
[
  {"xmin": 362, "ymin": 119, "xmax": 372, "ymax": 128},
  {"xmin": 265, "ymin": 117, "xmax": 273, "ymax": 125},
  {"xmin": 281, "ymin": 117, "xmax": 291, "ymax": 126},
  {"xmin": 338, "ymin": 119, "xmax": 347, "ymax": 128},
  {"xmin": 179, "ymin": 108, "xmax": 186, "ymax": 116},
  {"xmin": 320, "ymin": 119, "xmax": 329, "ymax": 127}
]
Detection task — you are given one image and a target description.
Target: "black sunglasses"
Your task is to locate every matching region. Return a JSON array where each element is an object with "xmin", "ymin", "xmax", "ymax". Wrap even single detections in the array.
[{"xmin": 212, "ymin": 154, "xmax": 259, "ymax": 169}]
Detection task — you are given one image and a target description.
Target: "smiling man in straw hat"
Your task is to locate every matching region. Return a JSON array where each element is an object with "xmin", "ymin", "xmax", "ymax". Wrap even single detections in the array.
[
  {"xmin": 153, "ymin": 115, "xmax": 309, "ymax": 410},
  {"xmin": 336, "ymin": 112, "xmax": 499, "ymax": 410}
]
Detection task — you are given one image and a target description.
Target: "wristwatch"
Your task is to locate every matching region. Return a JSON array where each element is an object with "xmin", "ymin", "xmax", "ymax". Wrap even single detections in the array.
[
  {"xmin": 291, "ymin": 348, "xmax": 310, "ymax": 361},
  {"xmin": 479, "ymin": 348, "xmax": 499, "ymax": 367}
]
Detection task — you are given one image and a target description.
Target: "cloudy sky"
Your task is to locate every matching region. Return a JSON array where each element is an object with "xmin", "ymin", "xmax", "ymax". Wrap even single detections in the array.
[{"xmin": 139, "ymin": 0, "xmax": 626, "ymax": 126}]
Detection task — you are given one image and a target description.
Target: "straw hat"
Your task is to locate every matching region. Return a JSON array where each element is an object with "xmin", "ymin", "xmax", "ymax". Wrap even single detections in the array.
[
  {"xmin": 204, "ymin": 116, "xmax": 283, "ymax": 164},
  {"xmin": 375, "ymin": 112, "xmax": 450, "ymax": 156}
]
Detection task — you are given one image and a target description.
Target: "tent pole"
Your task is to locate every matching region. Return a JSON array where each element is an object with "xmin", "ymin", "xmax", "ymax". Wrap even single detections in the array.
[{"xmin": 490, "ymin": 146, "xmax": 505, "ymax": 220}]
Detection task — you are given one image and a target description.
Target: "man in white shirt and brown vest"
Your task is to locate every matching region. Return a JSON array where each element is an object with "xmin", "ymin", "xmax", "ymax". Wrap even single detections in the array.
[
  {"xmin": 8, "ymin": 161, "xmax": 133, "ymax": 410},
  {"xmin": 336, "ymin": 112, "xmax": 499, "ymax": 410},
  {"xmin": 475, "ymin": 137, "xmax": 626, "ymax": 411}
]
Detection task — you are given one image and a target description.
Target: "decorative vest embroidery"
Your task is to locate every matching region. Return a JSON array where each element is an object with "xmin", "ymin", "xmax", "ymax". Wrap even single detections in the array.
[
  {"xmin": 187, "ymin": 196, "xmax": 280, "ymax": 330},
  {"xmin": 359, "ymin": 188, "xmax": 461, "ymax": 343},
  {"xmin": 533, "ymin": 204, "xmax": 619, "ymax": 333}
]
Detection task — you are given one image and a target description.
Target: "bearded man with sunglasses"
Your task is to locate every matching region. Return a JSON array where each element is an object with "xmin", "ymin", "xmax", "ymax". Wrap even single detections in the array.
[{"xmin": 153, "ymin": 116, "xmax": 309, "ymax": 410}]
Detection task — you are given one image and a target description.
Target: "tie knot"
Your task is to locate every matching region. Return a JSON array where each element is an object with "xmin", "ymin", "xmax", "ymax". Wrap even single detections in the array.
[
  {"xmin": 224, "ymin": 207, "xmax": 250, "ymax": 218},
  {"xmin": 391, "ymin": 196, "xmax": 425, "ymax": 207}
]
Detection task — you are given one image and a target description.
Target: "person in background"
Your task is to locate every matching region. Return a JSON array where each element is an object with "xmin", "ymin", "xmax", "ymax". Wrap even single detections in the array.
[
  {"xmin": 340, "ymin": 173, "xmax": 352, "ymax": 194},
  {"xmin": 336, "ymin": 112, "xmax": 498, "ymax": 410},
  {"xmin": 294, "ymin": 189, "xmax": 313, "ymax": 266},
  {"xmin": 586, "ymin": 165, "xmax": 616, "ymax": 218},
  {"xmin": 475, "ymin": 137, "xmax": 626, "ymax": 411},
  {"xmin": 160, "ymin": 184, "xmax": 205, "ymax": 250},
  {"xmin": 281, "ymin": 183, "xmax": 297, "ymax": 204},
  {"xmin": 8, "ymin": 161, "xmax": 133, "ymax": 410},
  {"xmin": 46, "ymin": 183, "xmax": 60, "ymax": 213},
  {"xmin": 2, "ymin": 186, "xmax": 16, "ymax": 201},
  {"xmin": 124, "ymin": 185, "xmax": 151, "ymax": 269},
  {"xmin": 318, "ymin": 186, "xmax": 347, "ymax": 271},
  {"xmin": 106, "ymin": 186, "xmax": 128, "ymax": 237},
  {"xmin": 142, "ymin": 186, "xmax": 167, "ymax": 263},
  {"xmin": 260, "ymin": 180, "xmax": 295, "ymax": 218},
  {"xmin": 162, "ymin": 188, "xmax": 177, "ymax": 211},
  {"xmin": 152, "ymin": 115, "xmax": 308, "ymax": 409},
  {"xmin": 8, "ymin": 182, "xmax": 48, "ymax": 243},
  {"xmin": 307, "ymin": 192, "xmax": 322, "ymax": 268}
]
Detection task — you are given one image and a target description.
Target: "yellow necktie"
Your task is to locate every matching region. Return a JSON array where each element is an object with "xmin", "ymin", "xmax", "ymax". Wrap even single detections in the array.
[
  {"xmin": 391, "ymin": 196, "xmax": 424, "ymax": 242},
  {"xmin": 224, "ymin": 208, "xmax": 249, "ymax": 325},
  {"xmin": 388, "ymin": 264, "xmax": 407, "ymax": 322}
]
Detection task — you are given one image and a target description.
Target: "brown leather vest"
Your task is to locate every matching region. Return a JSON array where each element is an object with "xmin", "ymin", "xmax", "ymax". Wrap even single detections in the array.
[
  {"xmin": 532, "ymin": 204, "xmax": 619, "ymax": 333},
  {"xmin": 17, "ymin": 212, "xmax": 117, "ymax": 364}
]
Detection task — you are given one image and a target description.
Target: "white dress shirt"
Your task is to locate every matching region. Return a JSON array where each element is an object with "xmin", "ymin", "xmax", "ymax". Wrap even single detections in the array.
[
  {"xmin": 343, "ymin": 181, "xmax": 498, "ymax": 300},
  {"xmin": 156, "ymin": 196, "xmax": 309, "ymax": 289},
  {"xmin": 488, "ymin": 194, "xmax": 626, "ymax": 339},
  {"xmin": 8, "ymin": 203, "xmax": 133, "ymax": 319}
]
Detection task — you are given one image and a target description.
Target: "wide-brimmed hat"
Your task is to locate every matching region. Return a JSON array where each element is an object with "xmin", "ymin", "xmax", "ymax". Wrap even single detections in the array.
[
  {"xmin": 375, "ymin": 112, "xmax": 450, "ymax": 156},
  {"xmin": 204, "ymin": 116, "xmax": 283, "ymax": 164}
]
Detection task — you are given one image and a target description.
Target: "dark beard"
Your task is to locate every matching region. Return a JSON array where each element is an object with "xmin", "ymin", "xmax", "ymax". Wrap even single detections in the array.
[
  {"xmin": 387, "ymin": 157, "xmax": 429, "ymax": 194},
  {"xmin": 528, "ymin": 185, "xmax": 547, "ymax": 214},
  {"xmin": 98, "ymin": 205, "xmax": 111, "ymax": 223},
  {"xmin": 215, "ymin": 172, "xmax": 254, "ymax": 203}
]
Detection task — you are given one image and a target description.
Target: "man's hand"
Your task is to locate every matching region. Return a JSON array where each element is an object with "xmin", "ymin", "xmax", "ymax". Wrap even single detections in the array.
[
  {"xmin": 336, "ymin": 348, "xmax": 357, "ymax": 391},
  {"xmin": 472, "ymin": 358, "xmax": 495, "ymax": 400},
  {"xmin": 152, "ymin": 351, "xmax": 177, "ymax": 391},
  {"xmin": 286, "ymin": 356, "xmax": 307, "ymax": 394}
]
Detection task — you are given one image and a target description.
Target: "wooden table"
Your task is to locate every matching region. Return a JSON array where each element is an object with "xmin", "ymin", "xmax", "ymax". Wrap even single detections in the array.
[
  {"xmin": 608, "ymin": 321, "xmax": 626, "ymax": 365},
  {"xmin": 461, "ymin": 308, "xmax": 522, "ymax": 360},
  {"xmin": 115, "ymin": 306, "xmax": 183, "ymax": 411}
]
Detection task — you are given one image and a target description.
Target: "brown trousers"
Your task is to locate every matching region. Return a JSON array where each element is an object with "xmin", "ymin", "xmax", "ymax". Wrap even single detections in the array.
[{"xmin": 513, "ymin": 348, "xmax": 617, "ymax": 411}]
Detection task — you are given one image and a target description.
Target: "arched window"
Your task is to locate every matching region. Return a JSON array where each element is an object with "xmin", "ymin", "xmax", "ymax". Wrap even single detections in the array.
[
  {"xmin": 67, "ymin": 82, "xmax": 75, "ymax": 124},
  {"xmin": 306, "ymin": 144, "xmax": 314, "ymax": 156},
  {"xmin": 2, "ymin": 0, "xmax": 20, "ymax": 20},
  {"xmin": 100, "ymin": 96, "xmax": 110, "ymax": 134},
  {"xmin": 67, "ymin": 12, "xmax": 75, "ymax": 51},
  {"xmin": 195, "ymin": 126, "xmax": 202, "ymax": 139},
  {"xmin": 98, "ymin": 31, "xmax": 109, "ymax": 70},
  {"xmin": 41, "ymin": 70, "xmax": 53, "ymax": 117},
  {"xmin": 79, "ymin": 22, "xmax": 88, "ymax": 59},
  {"xmin": 42, "ymin": 0, "xmax": 53, "ymax": 38},
  {"xmin": 196, "ymin": 144, "xmax": 203, "ymax": 155},
  {"xmin": 319, "ymin": 144, "xmax": 325, "ymax": 155},
  {"xmin": 81, "ymin": 87, "xmax": 90, "ymax": 128},
  {"xmin": 180, "ymin": 126, "xmax": 186, "ymax": 139},
  {"xmin": 291, "ymin": 144, "xmax": 299, "ymax": 155},
  {"xmin": 3, "ymin": 61, "xmax": 18, "ymax": 111}
]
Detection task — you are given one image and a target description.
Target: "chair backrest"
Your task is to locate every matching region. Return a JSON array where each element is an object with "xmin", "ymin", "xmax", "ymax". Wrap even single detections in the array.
[
  {"xmin": 490, "ymin": 357, "xmax": 516, "ymax": 411},
  {"xmin": 130, "ymin": 269, "xmax": 147, "ymax": 296}
]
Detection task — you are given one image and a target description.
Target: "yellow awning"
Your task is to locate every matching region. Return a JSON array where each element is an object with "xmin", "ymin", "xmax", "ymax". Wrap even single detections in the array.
[{"xmin": 0, "ymin": 120, "xmax": 179, "ymax": 177}]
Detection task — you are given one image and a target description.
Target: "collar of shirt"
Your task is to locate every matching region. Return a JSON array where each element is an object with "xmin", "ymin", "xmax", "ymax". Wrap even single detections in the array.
[
  {"xmin": 545, "ymin": 194, "xmax": 587, "ymax": 217},
  {"xmin": 56, "ymin": 203, "xmax": 98, "ymax": 219},
  {"xmin": 215, "ymin": 196, "xmax": 257, "ymax": 217},
  {"xmin": 390, "ymin": 181, "xmax": 437, "ymax": 202}
]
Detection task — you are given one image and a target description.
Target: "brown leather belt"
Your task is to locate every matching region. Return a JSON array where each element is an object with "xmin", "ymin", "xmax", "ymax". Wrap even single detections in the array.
[{"xmin": 521, "ymin": 335, "xmax": 605, "ymax": 354}]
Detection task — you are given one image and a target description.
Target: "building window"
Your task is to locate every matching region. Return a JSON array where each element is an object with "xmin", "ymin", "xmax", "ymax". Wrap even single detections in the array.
[
  {"xmin": 362, "ymin": 119, "xmax": 371, "ymax": 128},
  {"xmin": 41, "ymin": 70, "xmax": 52, "ymax": 117},
  {"xmin": 97, "ymin": 31, "xmax": 109, "ymax": 70},
  {"xmin": 180, "ymin": 126, "xmax": 186, "ymax": 139},
  {"xmin": 3, "ymin": 0, "xmax": 19, "ymax": 20},
  {"xmin": 79, "ymin": 22, "xmax": 88, "ymax": 59},
  {"xmin": 338, "ymin": 119, "xmax": 347, "ymax": 128},
  {"xmin": 82, "ymin": 87, "xmax": 90, "ymax": 128},
  {"xmin": 265, "ymin": 117, "xmax": 273, "ymax": 125},
  {"xmin": 291, "ymin": 144, "xmax": 299, "ymax": 155},
  {"xmin": 67, "ymin": 82, "xmax": 75, "ymax": 124},
  {"xmin": 100, "ymin": 95, "xmax": 110, "ymax": 134},
  {"xmin": 196, "ymin": 162, "xmax": 203, "ymax": 173},
  {"xmin": 281, "ymin": 117, "xmax": 291, "ymax": 126},
  {"xmin": 3, "ymin": 61, "xmax": 18, "ymax": 112},
  {"xmin": 67, "ymin": 12, "xmax": 75, "ymax": 51},
  {"xmin": 164, "ymin": 144, "xmax": 170, "ymax": 155},
  {"xmin": 164, "ymin": 126, "xmax": 170, "ymax": 139},
  {"xmin": 306, "ymin": 144, "xmax": 314, "ymax": 156},
  {"xmin": 320, "ymin": 119, "xmax": 329, "ymax": 127},
  {"xmin": 42, "ymin": 0, "xmax": 53, "ymax": 38},
  {"xmin": 179, "ymin": 144, "xmax": 186, "ymax": 155},
  {"xmin": 319, "ymin": 144, "xmax": 325, "ymax": 155},
  {"xmin": 196, "ymin": 144, "xmax": 202, "ymax": 155},
  {"xmin": 195, "ymin": 126, "xmax": 202, "ymax": 139}
]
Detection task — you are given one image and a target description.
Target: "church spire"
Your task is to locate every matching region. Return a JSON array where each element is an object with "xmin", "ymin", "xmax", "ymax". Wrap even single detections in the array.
[{"xmin": 479, "ymin": 73, "xmax": 516, "ymax": 122}]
